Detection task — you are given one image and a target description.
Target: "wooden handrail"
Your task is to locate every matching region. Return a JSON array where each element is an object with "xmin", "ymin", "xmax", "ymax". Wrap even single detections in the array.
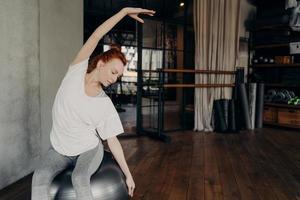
[
  {"xmin": 141, "ymin": 69, "xmax": 236, "ymax": 75},
  {"xmin": 163, "ymin": 84, "xmax": 235, "ymax": 88},
  {"xmin": 163, "ymin": 69, "xmax": 236, "ymax": 74}
]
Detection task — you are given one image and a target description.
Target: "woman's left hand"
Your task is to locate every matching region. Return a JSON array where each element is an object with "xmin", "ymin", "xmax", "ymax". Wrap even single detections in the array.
[
  {"xmin": 122, "ymin": 7, "xmax": 155, "ymax": 23},
  {"xmin": 126, "ymin": 176, "xmax": 136, "ymax": 197}
]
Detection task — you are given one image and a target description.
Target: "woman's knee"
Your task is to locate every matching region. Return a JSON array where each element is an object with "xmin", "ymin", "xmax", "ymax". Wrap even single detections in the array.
[
  {"xmin": 71, "ymin": 170, "xmax": 89, "ymax": 187},
  {"xmin": 32, "ymin": 168, "xmax": 54, "ymax": 186}
]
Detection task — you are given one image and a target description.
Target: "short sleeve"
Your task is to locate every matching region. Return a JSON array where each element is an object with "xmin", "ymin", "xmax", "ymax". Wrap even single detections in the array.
[
  {"xmin": 67, "ymin": 58, "xmax": 89, "ymax": 75},
  {"xmin": 96, "ymin": 112, "xmax": 124, "ymax": 140}
]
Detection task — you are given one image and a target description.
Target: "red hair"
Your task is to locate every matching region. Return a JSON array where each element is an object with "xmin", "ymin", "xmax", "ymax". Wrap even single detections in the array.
[{"xmin": 87, "ymin": 45, "xmax": 127, "ymax": 73}]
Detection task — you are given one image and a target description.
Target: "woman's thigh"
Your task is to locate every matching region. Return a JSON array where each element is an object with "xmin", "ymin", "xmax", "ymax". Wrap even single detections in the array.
[
  {"xmin": 73, "ymin": 143, "xmax": 104, "ymax": 177},
  {"xmin": 32, "ymin": 147, "xmax": 71, "ymax": 184}
]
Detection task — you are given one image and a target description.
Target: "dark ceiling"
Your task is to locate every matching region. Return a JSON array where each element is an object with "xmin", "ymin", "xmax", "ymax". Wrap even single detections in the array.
[
  {"xmin": 84, "ymin": 0, "xmax": 193, "ymax": 25},
  {"xmin": 83, "ymin": 0, "xmax": 194, "ymax": 46}
]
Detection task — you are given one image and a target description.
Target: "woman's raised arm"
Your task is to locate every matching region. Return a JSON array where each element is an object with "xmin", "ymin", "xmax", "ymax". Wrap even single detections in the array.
[{"xmin": 71, "ymin": 7, "xmax": 155, "ymax": 65}]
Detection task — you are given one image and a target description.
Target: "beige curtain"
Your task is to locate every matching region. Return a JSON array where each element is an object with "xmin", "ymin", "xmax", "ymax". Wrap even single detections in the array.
[{"xmin": 194, "ymin": 0, "xmax": 241, "ymax": 131}]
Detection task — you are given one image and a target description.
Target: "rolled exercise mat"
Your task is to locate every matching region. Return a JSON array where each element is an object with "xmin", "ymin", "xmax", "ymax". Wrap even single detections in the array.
[
  {"xmin": 228, "ymin": 99, "xmax": 238, "ymax": 133},
  {"xmin": 248, "ymin": 83, "xmax": 257, "ymax": 129},
  {"xmin": 232, "ymin": 82, "xmax": 242, "ymax": 131},
  {"xmin": 213, "ymin": 99, "xmax": 228, "ymax": 133},
  {"xmin": 235, "ymin": 68, "xmax": 245, "ymax": 84},
  {"xmin": 237, "ymin": 84, "xmax": 251, "ymax": 130},
  {"xmin": 222, "ymin": 99, "xmax": 229, "ymax": 130},
  {"xmin": 233, "ymin": 69, "xmax": 244, "ymax": 131},
  {"xmin": 255, "ymin": 83, "xmax": 265, "ymax": 128}
]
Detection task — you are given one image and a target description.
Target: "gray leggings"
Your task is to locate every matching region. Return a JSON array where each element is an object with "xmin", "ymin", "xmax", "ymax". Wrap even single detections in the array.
[{"xmin": 31, "ymin": 142, "xmax": 104, "ymax": 200}]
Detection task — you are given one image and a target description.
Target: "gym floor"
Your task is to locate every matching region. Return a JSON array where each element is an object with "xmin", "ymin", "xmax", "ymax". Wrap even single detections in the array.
[{"xmin": 0, "ymin": 127, "xmax": 299, "ymax": 200}]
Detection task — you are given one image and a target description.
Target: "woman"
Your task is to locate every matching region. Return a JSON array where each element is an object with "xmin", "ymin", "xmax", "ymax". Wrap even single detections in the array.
[{"xmin": 31, "ymin": 7, "xmax": 155, "ymax": 200}]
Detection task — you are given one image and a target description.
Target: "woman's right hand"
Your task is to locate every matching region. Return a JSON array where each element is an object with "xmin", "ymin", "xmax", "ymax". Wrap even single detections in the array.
[
  {"xmin": 126, "ymin": 175, "xmax": 135, "ymax": 197},
  {"xmin": 122, "ymin": 7, "xmax": 155, "ymax": 23}
]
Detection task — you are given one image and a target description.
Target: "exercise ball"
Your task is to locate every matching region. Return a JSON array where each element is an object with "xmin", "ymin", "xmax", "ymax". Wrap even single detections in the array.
[{"xmin": 49, "ymin": 150, "xmax": 129, "ymax": 200}]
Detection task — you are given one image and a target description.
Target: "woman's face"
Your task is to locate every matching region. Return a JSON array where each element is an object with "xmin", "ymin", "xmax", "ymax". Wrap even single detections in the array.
[{"xmin": 97, "ymin": 58, "xmax": 124, "ymax": 87}]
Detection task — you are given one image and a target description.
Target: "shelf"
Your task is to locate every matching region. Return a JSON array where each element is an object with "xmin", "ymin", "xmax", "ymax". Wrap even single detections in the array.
[
  {"xmin": 250, "ymin": 17, "xmax": 300, "ymax": 131},
  {"xmin": 252, "ymin": 43, "xmax": 289, "ymax": 49},
  {"xmin": 251, "ymin": 64, "xmax": 300, "ymax": 68},
  {"xmin": 252, "ymin": 25, "xmax": 290, "ymax": 32},
  {"xmin": 265, "ymin": 103, "xmax": 300, "ymax": 109},
  {"xmin": 264, "ymin": 121, "xmax": 300, "ymax": 129},
  {"xmin": 265, "ymin": 84, "xmax": 300, "ymax": 88}
]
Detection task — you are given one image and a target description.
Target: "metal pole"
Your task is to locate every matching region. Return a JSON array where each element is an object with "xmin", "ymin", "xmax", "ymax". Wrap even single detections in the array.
[{"xmin": 136, "ymin": 22, "xmax": 143, "ymax": 135}]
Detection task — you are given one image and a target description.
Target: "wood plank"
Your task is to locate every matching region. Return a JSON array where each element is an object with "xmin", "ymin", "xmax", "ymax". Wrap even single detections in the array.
[
  {"xmin": 256, "ymin": 132, "xmax": 300, "ymax": 199},
  {"xmin": 204, "ymin": 133, "xmax": 223, "ymax": 200},
  {"xmin": 224, "ymin": 134, "xmax": 261, "ymax": 200},
  {"xmin": 241, "ymin": 130, "xmax": 296, "ymax": 200},
  {"xmin": 187, "ymin": 132, "xmax": 205, "ymax": 200},
  {"xmin": 0, "ymin": 128, "xmax": 299, "ymax": 200},
  {"xmin": 167, "ymin": 144, "xmax": 193, "ymax": 199},
  {"xmin": 156, "ymin": 140, "xmax": 184, "ymax": 200},
  {"xmin": 234, "ymin": 133, "xmax": 279, "ymax": 200},
  {"xmin": 215, "ymin": 134, "xmax": 241, "ymax": 200}
]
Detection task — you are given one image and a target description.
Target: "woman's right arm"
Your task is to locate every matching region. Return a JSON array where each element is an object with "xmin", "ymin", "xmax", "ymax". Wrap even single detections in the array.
[
  {"xmin": 107, "ymin": 136, "xmax": 135, "ymax": 197},
  {"xmin": 71, "ymin": 7, "xmax": 155, "ymax": 66}
]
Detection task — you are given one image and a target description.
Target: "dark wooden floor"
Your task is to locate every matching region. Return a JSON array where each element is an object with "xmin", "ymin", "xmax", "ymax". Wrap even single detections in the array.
[{"xmin": 0, "ymin": 127, "xmax": 299, "ymax": 200}]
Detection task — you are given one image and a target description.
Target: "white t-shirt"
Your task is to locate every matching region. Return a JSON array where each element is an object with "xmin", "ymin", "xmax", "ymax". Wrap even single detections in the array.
[{"xmin": 50, "ymin": 58, "xmax": 124, "ymax": 156}]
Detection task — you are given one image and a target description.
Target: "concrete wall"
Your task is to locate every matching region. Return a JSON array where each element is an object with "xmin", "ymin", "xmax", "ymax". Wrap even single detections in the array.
[
  {"xmin": 0, "ymin": 0, "xmax": 40, "ymax": 190},
  {"xmin": 0, "ymin": 0, "xmax": 83, "ymax": 190}
]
